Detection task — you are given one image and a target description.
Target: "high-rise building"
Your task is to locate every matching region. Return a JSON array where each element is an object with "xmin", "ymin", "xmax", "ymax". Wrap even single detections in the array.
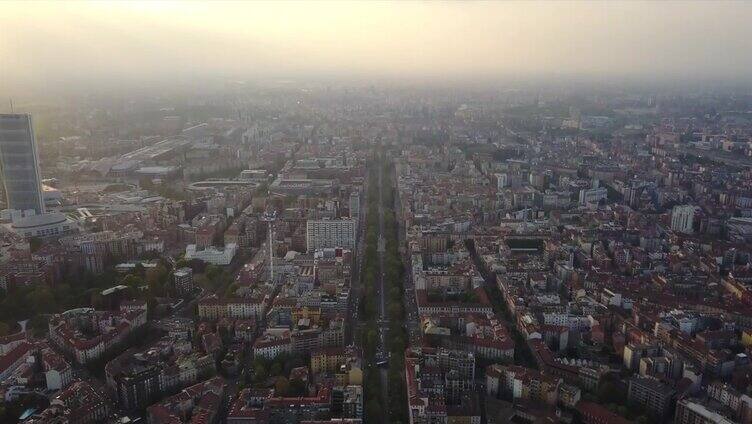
[
  {"xmin": 727, "ymin": 217, "xmax": 752, "ymax": 243},
  {"xmin": 115, "ymin": 365, "xmax": 161, "ymax": 411},
  {"xmin": 627, "ymin": 376, "xmax": 676, "ymax": 420},
  {"xmin": 0, "ymin": 114, "xmax": 45, "ymax": 215},
  {"xmin": 306, "ymin": 219, "xmax": 357, "ymax": 252},
  {"xmin": 579, "ymin": 187, "xmax": 608, "ymax": 206},
  {"xmin": 495, "ymin": 173, "xmax": 508, "ymax": 190},
  {"xmin": 174, "ymin": 267, "xmax": 194, "ymax": 296},
  {"xmin": 341, "ymin": 385, "xmax": 364, "ymax": 419},
  {"xmin": 349, "ymin": 191, "xmax": 360, "ymax": 219},
  {"xmin": 675, "ymin": 398, "xmax": 738, "ymax": 424},
  {"xmin": 671, "ymin": 205, "xmax": 699, "ymax": 234}
]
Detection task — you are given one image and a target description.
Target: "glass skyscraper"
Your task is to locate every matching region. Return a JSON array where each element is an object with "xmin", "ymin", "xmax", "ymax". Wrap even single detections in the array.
[{"xmin": 0, "ymin": 114, "xmax": 45, "ymax": 215}]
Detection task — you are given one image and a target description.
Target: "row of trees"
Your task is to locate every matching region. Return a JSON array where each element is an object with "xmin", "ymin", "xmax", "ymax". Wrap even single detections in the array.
[
  {"xmin": 360, "ymin": 159, "xmax": 386, "ymax": 423},
  {"xmin": 381, "ymin": 159, "xmax": 409, "ymax": 424},
  {"xmin": 358, "ymin": 153, "xmax": 411, "ymax": 423}
]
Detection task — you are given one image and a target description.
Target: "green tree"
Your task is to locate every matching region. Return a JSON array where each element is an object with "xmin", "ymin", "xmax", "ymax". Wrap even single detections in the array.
[
  {"xmin": 253, "ymin": 362, "xmax": 267, "ymax": 384},
  {"xmin": 274, "ymin": 376, "xmax": 290, "ymax": 396},
  {"xmin": 269, "ymin": 361, "xmax": 282, "ymax": 377},
  {"xmin": 29, "ymin": 315, "xmax": 48, "ymax": 336},
  {"xmin": 28, "ymin": 287, "xmax": 56, "ymax": 314},
  {"xmin": 289, "ymin": 378, "xmax": 306, "ymax": 396},
  {"xmin": 29, "ymin": 237, "xmax": 42, "ymax": 253},
  {"xmin": 388, "ymin": 302, "xmax": 403, "ymax": 320},
  {"xmin": 123, "ymin": 274, "xmax": 146, "ymax": 289},
  {"xmin": 90, "ymin": 292, "xmax": 105, "ymax": 310},
  {"xmin": 225, "ymin": 283, "xmax": 239, "ymax": 298},
  {"xmin": 365, "ymin": 399, "xmax": 383, "ymax": 423},
  {"xmin": 206, "ymin": 264, "xmax": 221, "ymax": 281},
  {"xmin": 597, "ymin": 381, "xmax": 624, "ymax": 404}
]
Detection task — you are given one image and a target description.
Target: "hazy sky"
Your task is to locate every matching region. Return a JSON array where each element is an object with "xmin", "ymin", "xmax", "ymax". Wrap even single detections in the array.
[{"xmin": 2, "ymin": 1, "xmax": 752, "ymax": 94}]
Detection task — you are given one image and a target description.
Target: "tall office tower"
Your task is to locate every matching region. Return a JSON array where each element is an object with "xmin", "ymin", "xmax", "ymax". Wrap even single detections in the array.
[{"xmin": 0, "ymin": 114, "xmax": 45, "ymax": 215}]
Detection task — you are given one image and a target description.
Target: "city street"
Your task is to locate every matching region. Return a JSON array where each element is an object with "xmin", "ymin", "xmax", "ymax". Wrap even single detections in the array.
[
  {"xmin": 393, "ymin": 167, "xmax": 421, "ymax": 348},
  {"xmin": 376, "ymin": 161, "xmax": 389, "ymax": 422}
]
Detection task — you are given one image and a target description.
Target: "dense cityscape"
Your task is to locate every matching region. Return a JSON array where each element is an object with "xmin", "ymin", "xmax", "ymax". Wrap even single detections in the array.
[
  {"xmin": 1, "ymin": 84, "xmax": 752, "ymax": 424},
  {"xmin": 3, "ymin": 2, "xmax": 752, "ymax": 424}
]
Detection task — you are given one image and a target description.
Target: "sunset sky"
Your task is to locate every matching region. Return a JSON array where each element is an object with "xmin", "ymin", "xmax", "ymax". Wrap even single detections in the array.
[{"xmin": 2, "ymin": 1, "xmax": 752, "ymax": 93}]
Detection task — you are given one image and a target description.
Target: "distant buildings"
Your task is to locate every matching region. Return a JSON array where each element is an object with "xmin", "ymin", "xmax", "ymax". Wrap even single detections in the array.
[
  {"xmin": 671, "ymin": 205, "xmax": 700, "ymax": 234},
  {"xmin": 627, "ymin": 376, "xmax": 676, "ymax": 420},
  {"xmin": 42, "ymin": 347, "xmax": 74, "ymax": 391},
  {"xmin": 107, "ymin": 349, "xmax": 216, "ymax": 411},
  {"xmin": 48, "ymin": 306, "xmax": 147, "ymax": 365},
  {"xmin": 405, "ymin": 347, "xmax": 479, "ymax": 424},
  {"xmin": 265, "ymin": 387, "xmax": 333, "ymax": 423},
  {"xmin": 495, "ymin": 173, "xmax": 508, "ymax": 190},
  {"xmin": 9, "ymin": 212, "xmax": 77, "ymax": 238},
  {"xmin": 306, "ymin": 219, "xmax": 357, "ymax": 251},
  {"xmin": 675, "ymin": 398, "xmax": 738, "ymax": 424},
  {"xmin": 226, "ymin": 384, "xmax": 339, "ymax": 423},
  {"xmin": 310, "ymin": 347, "xmax": 363, "ymax": 387},
  {"xmin": 0, "ymin": 341, "xmax": 34, "ymax": 381},
  {"xmin": 578, "ymin": 187, "xmax": 608, "ymax": 206},
  {"xmin": 12, "ymin": 81, "xmax": 752, "ymax": 424},
  {"xmin": 27, "ymin": 380, "xmax": 111, "ymax": 424},
  {"xmin": 174, "ymin": 267, "xmax": 194, "ymax": 296},
  {"xmin": 270, "ymin": 177, "xmax": 335, "ymax": 196},
  {"xmin": 349, "ymin": 191, "xmax": 360, "ymax": 219},
  {"xmin": 253, "ymin": 317, "xmax": 345, "ymax": 359},
  {"xmin": 339, "ymin": 385, "xmax": 364, "ymax": 419},
  {"xmin": 421, "ymin": 313, "xmax": 514, "ymax": 361},
  {"xmin": 60, "ymin": 230, "xmax": 155, "ymax": 273},
  {"xmin": 727, "ymin": 217, "xmax": 752, "ymax": 243},
  {"xmin": 198, "ymin": 294, "xmax": 269, "ymax": 320},
  {"xmin": 185, "ymin": 243, "xmax": 238, "ymax": 265},
  {"xmin": 704, "ymin": 382, "xmax": 752, "ymax": 423},
  {"xmin": 575, "ymin": 401, "xmax": 631, "ymax": 424},
  {"xmin": 146, "ymin": 376, "xmax": 227, "ymax": 423},
  {"xmin": 0, "ymin": 114, "xmax": 79, "ymax": 239},
  {"xmin": 485, "ymin": 364, "xmax": 562, "ymax": 406}
]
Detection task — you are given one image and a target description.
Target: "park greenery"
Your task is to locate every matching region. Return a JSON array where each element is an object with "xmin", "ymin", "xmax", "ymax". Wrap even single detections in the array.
[
  {"xmin": 244, "ymin": 352, "xmax": 309, "ymax": 396},
  {"xmin": 382, "ymin": 159, "xmax": 409, "ymax": 424},
  {"xmin": 359, "ymin": 156, "xmax": 384, "ymax": 422},
  {"xmin": 359, "ymin": 152, "xmax": 408, "ymax": 424},
  {"xmin": 0, "ymin": 254, "xmax": 232, "ymax": 339}
]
